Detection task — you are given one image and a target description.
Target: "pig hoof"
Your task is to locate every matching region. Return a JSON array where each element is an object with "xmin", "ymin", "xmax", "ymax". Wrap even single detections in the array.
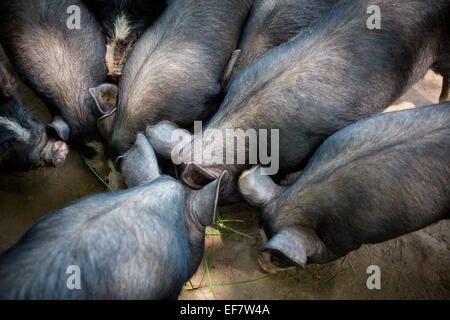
[{"xmin": 52, "ymin": 141, "xmax": 68, "ymax": 167}]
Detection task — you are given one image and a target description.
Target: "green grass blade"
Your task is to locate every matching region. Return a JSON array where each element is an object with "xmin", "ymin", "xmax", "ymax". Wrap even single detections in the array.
[
  {"xmin": 204, "ymin": 253, "xmax": 216, "ymax": 300},
  {"xmin": 85, "ymin": 159, "xmax": 115, "ymax": 193}
]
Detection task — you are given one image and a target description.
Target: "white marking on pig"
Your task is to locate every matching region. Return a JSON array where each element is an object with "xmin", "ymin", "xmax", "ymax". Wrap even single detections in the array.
[
  {"xmin": 0, "ymin": 116, "xmax": 31, "ymax": 142},
  {"xmin": 113, "ymin": 14, "xmax": 132, "ymax": 41}
]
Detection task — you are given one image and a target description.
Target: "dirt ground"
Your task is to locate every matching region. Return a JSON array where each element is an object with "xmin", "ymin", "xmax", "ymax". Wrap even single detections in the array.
[{"xmin": 0, "ymin": 47, "xmax": 449, "ymax": 300}]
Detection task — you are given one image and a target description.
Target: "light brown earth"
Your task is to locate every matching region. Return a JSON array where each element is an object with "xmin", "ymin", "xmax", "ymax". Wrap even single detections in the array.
[{"xmin": 0, "ymin": 48, "xmax": 448, "ymax": 300}]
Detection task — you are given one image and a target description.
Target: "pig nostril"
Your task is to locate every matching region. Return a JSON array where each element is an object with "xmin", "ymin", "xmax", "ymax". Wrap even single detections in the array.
[{"xmin": 51, "ymin": 141, "xmax": 68, "ymax": 167}]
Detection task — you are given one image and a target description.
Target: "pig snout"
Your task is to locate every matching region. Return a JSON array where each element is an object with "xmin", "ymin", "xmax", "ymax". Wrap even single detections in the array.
[
  {"xmin": 51, "ymin": 140, "xmax": 68, "ymax": 167},
  {"xmin": 41, "ymin": 138, "xmax": 68, "ymax": 167}
]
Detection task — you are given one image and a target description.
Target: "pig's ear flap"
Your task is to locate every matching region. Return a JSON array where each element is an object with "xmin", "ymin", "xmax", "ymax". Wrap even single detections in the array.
[
  {"xmin": 190, "ymin": 171, "xmax": 228, "ymax": 227},
  {"xmin": 260, "ymin": 229, "xmax": 327, "ymax": 269},
  {"xmin": 46, "ymin": 116, "xmax": 70, "ymax": 141},
  {"xmin": 89, "ymin": 84, "xmax": 118, "ymax": 139},
  {"xmin": 146, "ymin": 121, "xmax": 192, "ymax": 160},
  {"xmin": 119, "ymin": 132, "xmax": 161, "ymax": 188},
  {"xmin": 260, "ymin": 229, "xmax": 308, "ymax": 268},
  {"xmin": 238, "ymin": 166, "xmax": 282, "ymax": 207},
  {"xmin": 89, "ymin": 83, "xmax": 118, "ymax": 116},
  {"xmin": 97, "ymin": 111, "xmax": 116, "ymax": 139},
  {"xmin": 222, "ymin": 49, "xmax": 241, "ymax": 89}
]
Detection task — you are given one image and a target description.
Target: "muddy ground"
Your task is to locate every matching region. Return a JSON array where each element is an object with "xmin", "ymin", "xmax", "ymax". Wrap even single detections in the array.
[{"xmin": 0, "ymin": 48, "xmax": 448, "ymax": 300}]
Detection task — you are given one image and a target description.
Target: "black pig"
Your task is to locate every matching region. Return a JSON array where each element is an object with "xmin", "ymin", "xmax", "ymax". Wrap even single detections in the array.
[
  {"xmin": 239, "ymin": 103, "xmax": 450, "ymax": 270},
  {"xmin": 0, "ymin": 63, "xmax": 68, "ymax": 171},
  {"xmin": 90, "ymin": 0, "xmax": 254, "ymax": 171},
  {"xmin": 223, "ymin": 0, "xmax": 338, "ymax": 90},
  {"xmin": 159, "ymin": 0, "xmax": 450, "ymax": 203},
  {"xmin": 0, "ymin": 132, "xmax": 227, "ymax": 299},
  {"xmin": 82, "ymin": 0, "xmax": 167, "ymax": 81},
  {"xmin": 0, "ymin": 0, "xmax": 107, "ymax": 158}
]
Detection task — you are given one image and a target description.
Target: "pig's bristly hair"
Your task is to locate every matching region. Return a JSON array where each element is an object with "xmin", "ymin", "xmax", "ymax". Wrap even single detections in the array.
[
  {"xmin": 113, "ymin": 14, "xmax": 132, "ymax": 42},
  {"xmin": 0, "ymin": 116, "xmax": 31, "ymax": 143},
  {"xmin": 0, "ymin": 116, "xmax": 31, "ymax": 164},
  {"xmin": 0, "ymin": 63, "xmax": 31, "ymax": 164}
]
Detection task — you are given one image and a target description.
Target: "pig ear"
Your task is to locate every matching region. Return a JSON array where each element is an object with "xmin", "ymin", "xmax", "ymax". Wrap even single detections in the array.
[
  {"xmin": 90, "ymin": 84, "xmax": 118, "ymax": 139},
  {"xmin": 89, "ymin": 83, "xmax": 118, "ymax": 116},
  {"xmin": 260, "ymin": 229, "xmax": 308, "ymax": 268},
  {"xmin": 97, "ymin": 112, "xmax": 116, "ymax": 139},
  {"xmin": 190, "ymin": 171, "xmax": 228, "ymax": 227},
  {"xmin": 146, "ymin": 121, "xmax": 192, "ymax": 160},
  {"xmin": 222, "ymin": 49, "xmax": 241, "ymax": 88},
  {"xmin": 46, "ymin": 116, "xmax": 70, "ymax": 141},
  {"xmin": 260, "ymin": 229, "xmax": 327, "ymax": 269},
  {"xmin": 238, "ymin": 166, "xmax": 282, "ymax": 207},
  {"xmin": 119, "ymin": 132, "xmax": 161, "ymax": 187}
]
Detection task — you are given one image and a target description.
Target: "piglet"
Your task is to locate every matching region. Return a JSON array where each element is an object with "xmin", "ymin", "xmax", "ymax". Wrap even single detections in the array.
[
  {"xmin": 0, "ymin": 63, "xmax": 68, "ymax": 171},
  {"xmin": 239, "ymin": 103, "xmax": 449, "ymax": 271},
  {"xmin": 0, "ymin": 132, "xmax": 227, "ymax": 299}
]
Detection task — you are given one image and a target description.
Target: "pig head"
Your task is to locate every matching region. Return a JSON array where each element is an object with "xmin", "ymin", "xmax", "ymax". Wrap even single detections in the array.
[{"xmin": 0, "ymin": 63, "xmax": 68, "ymax": 171}]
